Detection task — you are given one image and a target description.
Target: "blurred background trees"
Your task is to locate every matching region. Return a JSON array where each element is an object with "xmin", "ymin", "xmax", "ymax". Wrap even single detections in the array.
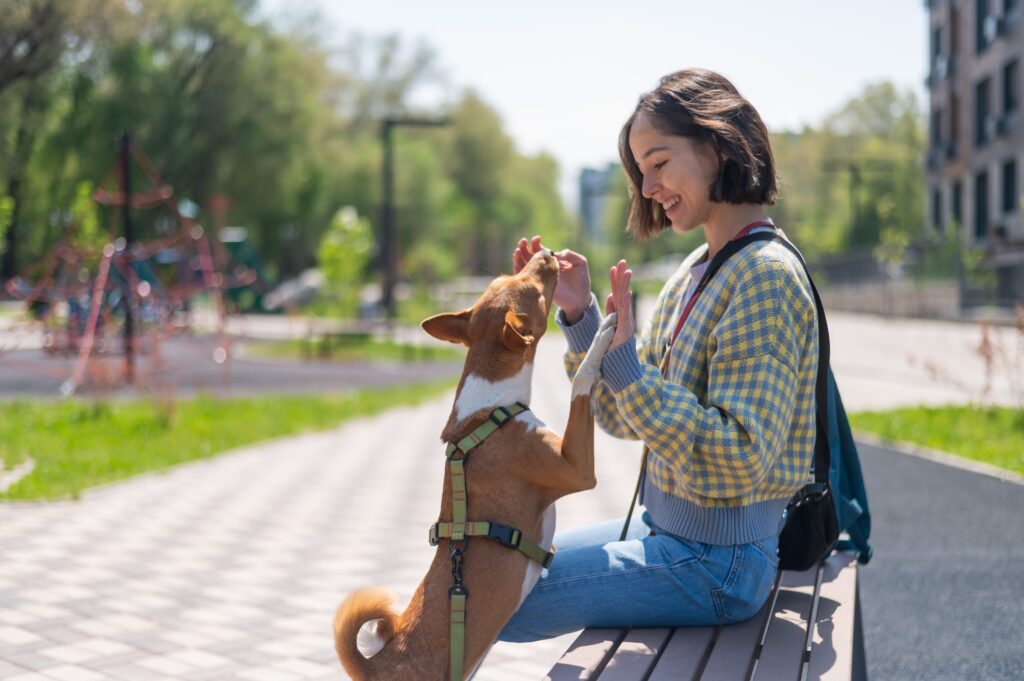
[
  {"xmin": 596, "ymin": 81, "xmax": 926, "ymax": 271},
  {"xmin": 0, "ymin": 0, "xmax": 925, "ymax": 316}
]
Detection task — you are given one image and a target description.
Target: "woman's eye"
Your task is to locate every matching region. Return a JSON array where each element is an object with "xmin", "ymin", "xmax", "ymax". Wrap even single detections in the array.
[{"xmin": 654, "ymin": 160, "xmax": 668, "ymax": 170}]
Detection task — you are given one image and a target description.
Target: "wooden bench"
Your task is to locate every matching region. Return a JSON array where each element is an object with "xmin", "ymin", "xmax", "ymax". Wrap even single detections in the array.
[{"xmin": 545, "ymin": 552, "xmax": 865, "ymax": 681}]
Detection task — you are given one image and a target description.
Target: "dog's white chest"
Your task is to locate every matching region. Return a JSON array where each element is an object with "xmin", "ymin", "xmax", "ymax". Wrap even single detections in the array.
[{"xmin": 518, "ymin": 503, "xmax": 556, "ymax": 607}]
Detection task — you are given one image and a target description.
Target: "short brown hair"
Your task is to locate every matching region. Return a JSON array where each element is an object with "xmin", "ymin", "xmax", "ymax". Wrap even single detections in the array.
[{"xmin": 618, "ymin": 68, "xmax": 780, "ymax": 240}]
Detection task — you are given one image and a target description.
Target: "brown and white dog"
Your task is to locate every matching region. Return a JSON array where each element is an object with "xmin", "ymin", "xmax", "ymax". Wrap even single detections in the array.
[{"xmin": 333, "ymin": 249, "xmax": 617, "ymax": 680}]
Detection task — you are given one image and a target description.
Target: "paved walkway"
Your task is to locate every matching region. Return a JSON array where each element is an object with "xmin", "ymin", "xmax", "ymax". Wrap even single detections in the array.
[
  {"xmin": 0, "ymin": 337, "xmax": 644, "ymax": 681},
  {"xmin": 1, "ymin": 311, "xmax": 1022, "ymax": 680}
]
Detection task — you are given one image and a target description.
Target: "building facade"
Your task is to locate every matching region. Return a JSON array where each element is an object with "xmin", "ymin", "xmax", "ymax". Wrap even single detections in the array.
[
  {"xmin": 578, "ymin": 163, "xmax": 621, "ymax": 245},
  {"xmin": 927, "ymin": 0, "xmax": 1024, "ymax": 302}
]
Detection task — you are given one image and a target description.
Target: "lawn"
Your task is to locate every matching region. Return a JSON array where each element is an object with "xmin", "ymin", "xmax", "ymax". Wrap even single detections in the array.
[
  {"xmin": 0, "ymin": 379, "xmax": 456, "ymax": 501},
  {"xmin": 850, "ymin": 405, "xmax": 1024, "ymax": 476}
]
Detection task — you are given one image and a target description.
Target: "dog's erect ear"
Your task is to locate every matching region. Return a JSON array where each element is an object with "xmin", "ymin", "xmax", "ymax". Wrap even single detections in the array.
[
  {"xmin": 501, "ymin": 309, "xmax": 535, "ymax": 351},
  {"xmin": 421, "ymin": 309, "xmax": 472, "ymax": 346}
]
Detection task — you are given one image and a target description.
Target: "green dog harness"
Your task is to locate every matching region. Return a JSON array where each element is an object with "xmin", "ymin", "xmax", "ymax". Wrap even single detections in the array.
[{"xmin": 432, "ymin": 402, "xmax": 555, "ymax": 681}]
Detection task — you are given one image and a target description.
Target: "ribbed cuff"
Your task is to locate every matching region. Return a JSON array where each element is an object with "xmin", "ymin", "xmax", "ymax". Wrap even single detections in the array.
[
  {"xmin": 557, "ymin": 294, "xmax": 601, "ymax": 353},
  {"xmin": 601, "ymin": 337, "xmax": 643, "ymax": 392}
]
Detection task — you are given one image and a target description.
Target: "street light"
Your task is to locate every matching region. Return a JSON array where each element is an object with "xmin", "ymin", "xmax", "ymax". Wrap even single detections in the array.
[{"xmin": 379, "ymin": 116, "xmax": 449, "ymax": 320}]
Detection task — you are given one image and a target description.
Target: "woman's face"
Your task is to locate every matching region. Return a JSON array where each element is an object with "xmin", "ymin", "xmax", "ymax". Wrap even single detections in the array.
[{"xmin": 628, "ymin": 111, "xmax": 719, "ymax": 235}]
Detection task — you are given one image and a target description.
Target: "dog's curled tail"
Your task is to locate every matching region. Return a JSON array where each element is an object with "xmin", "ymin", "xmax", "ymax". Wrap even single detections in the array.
[{"xmin": 333, "ymin": 587, "xmax": 399, "ymax": 680}]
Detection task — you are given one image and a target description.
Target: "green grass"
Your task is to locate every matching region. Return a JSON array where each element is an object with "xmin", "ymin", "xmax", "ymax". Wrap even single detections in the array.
[
  {"xmin": 244, "ymin": 336, "xmax": 462, "ymax": 363},
  {"xmin": 850, "ymin": 405, "xmax": 1024, "ymax": 475},
  {"xmin": 0, "ymin": 379, "xmax": 456, "ymax": 501}
]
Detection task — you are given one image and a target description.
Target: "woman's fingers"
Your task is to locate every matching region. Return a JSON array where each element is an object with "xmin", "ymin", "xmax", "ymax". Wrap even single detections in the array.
[
  {"xmin": 512, "ymin": 238, "xmax": 529, "ymax": 273},
  {"xmin": 610, "ymin": 260, "xmax": 631, "ymax": 300},
  {"xmin": 608, "ymin": 260, "xmax": 633, "ymax": 324}
]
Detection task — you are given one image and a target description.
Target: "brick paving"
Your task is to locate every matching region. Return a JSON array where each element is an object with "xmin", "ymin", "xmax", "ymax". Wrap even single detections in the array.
[{"xmin": 0, "ymin": 337, "xmax": 643, "ymax": 680}]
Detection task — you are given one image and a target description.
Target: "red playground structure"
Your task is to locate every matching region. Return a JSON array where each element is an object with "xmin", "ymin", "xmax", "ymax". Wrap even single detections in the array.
[{"xmin": 2, "ymin": 133, "xmax": 258, "ymax": 396}]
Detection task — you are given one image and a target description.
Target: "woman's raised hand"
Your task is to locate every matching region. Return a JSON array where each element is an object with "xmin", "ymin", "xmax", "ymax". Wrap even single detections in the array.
[
  {"xmin": 605, "ymin": 259, "xmax": 635, "ymax": 348},
  {"xmin": 512, "ymin": 236, "xmax": 592, "ymax": 323}
]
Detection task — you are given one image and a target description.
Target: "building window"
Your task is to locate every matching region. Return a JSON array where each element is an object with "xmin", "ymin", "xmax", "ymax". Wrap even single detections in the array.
[
  {"xmin": 932, "ymin": 189, "xmax": 944, "ymax": 231},
  {"xmin": 951, "ymin": 93, "xmax": 960, "ymax": 151},
  {"xmin": 976, "ymin": 77, "xmax": 992, "ymax": 146},
  {"xmin": 1003, "ymin": 159, "xmax": 1018, "ymax": 213},
  {"xmin": 932, "ymin": 109, "xmax": 943, "ymax": 146},
  {"xmin": 953, "ymin": 181, "xmax": 963, "ymax": 227},
  {"xmin": 1004, "ymin": 60, "xmax": 1019, "ymax": 114},
  {"xmin": 1007, "ymin": 0, "xmax": 1019, "ymax": 16},
  {"xmin": 975, "ymin": 171, "xmax": 990, "ymax": 240},
  {"xmin": 977, "ymin": 0, "xmax": 992, "ymax": 53},
  {"xmin": 951, "ymin": 5, "xmax": 960, "ymax": 53}
]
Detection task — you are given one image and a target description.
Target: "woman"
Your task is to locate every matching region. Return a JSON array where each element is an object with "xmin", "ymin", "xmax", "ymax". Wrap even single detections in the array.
[{"xmin": 500, "ymin": 68, "xmax": 819, "ymax": 640}]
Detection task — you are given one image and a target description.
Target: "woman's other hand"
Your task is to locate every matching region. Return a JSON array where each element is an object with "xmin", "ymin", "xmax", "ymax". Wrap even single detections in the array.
[
  {"xmin": 513, "ymin": 235, "xmax": 592, "ymax": 323},
  {"xmin": 605, "ymin": 260, "xmax": 635, "ymax": 349}
]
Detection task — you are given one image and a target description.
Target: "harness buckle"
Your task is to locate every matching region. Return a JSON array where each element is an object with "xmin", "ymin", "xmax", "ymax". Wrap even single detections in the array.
[
  {"xmin": 429, "ymin": 523, "xmax": 440, "ymax": 546},
  {"xmin": 485, "ymin": 522, "xmax": 521, "ymax": 548}
]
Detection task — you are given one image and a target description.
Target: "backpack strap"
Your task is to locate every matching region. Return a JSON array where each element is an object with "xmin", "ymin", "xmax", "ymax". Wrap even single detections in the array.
[{"xmin": 720, "ymin": 232, "xmax": 833, "ymax": 486}]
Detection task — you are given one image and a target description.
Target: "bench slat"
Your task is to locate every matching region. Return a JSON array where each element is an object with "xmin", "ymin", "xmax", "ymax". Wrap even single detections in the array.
[
  {"xmin": 545, "ymin": 628, "xmax": 627, "ymax": 681},
  {"xmin": 598, "ymin": 628, "xmax": 673, "ymax": 681},
  {"xmin": 807, "ymin": 552, "xmax": 859, "ymax": 681},
  {"xmin": 750, "ymin": 581, "xmax": 815, "ymax": 679},
  {"xmin": 696, "ymin": 602, "xmax": 768, "ymax": 680},
  {"xmin": 645, "ymin": 626, "xmax": 717, "ymax": 681}
]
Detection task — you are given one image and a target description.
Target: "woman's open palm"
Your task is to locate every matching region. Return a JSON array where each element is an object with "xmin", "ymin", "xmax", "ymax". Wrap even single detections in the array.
[{"xmin": 605, "ymin": 259, "xmax": 635, "ymax": 348}]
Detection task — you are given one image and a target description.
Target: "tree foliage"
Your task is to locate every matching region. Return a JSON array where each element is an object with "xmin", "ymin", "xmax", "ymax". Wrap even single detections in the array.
[
  {"xmin": 0, "ymin": 0, "xmax": 572, "ymax": 300},
  {"xmin": 595, "ymin": 81, "xmax": 926, "ymax": 265}
]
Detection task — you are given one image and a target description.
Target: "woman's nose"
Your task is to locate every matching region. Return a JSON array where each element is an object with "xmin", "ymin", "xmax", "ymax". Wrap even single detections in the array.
[{"xmin": 641, "ymin": 175, "xmax": 657, "ymax": 199}]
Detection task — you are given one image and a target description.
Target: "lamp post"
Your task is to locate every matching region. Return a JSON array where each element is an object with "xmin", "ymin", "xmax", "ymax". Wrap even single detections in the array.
[
  {"xmin": 379, "ymin": 116, "xmax": 449, "ymax": 320},
  {"xmin": 117, "ymin": 130, "xmax": 135, "ymax": 382}
]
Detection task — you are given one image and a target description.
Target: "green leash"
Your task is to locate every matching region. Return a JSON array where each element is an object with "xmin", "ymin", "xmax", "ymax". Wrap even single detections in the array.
[{"xmin": 434, "ymin": 402, "xmax": 555, "ymax": 681}]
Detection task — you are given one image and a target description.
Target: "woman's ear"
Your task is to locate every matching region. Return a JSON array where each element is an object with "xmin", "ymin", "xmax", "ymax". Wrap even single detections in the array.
[
  {"xmin": 421, "ymin": 309, "xmax": 472, "ymax": 346},
  {"xmin": 501, "ymin": 309, "xmax": 535, "ymax": 351}
]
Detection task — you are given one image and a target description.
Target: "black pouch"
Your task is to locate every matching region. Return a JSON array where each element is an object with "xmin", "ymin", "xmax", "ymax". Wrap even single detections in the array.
[{"xmin": 778, "ymin": 482, "xmax": 840, "ymax": 572}]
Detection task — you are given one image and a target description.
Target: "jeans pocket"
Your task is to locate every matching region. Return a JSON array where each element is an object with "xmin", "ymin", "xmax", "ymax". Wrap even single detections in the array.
[
  {"xmin": 667, "ymin": 536, "xmax": 711, "ymax": 564},
  {"xmin": 751, "ymin": 537, "xmax": 780, "ymax": 568},
  {"xmin": 711, "ymin": 542, "xmax": 776, "ymax": 623}
]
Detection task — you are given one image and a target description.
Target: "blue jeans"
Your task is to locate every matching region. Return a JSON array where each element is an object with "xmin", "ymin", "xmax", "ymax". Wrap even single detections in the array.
[{"xmin": 498, "ymin": 513, "xmax": 779, "ymax": 642}]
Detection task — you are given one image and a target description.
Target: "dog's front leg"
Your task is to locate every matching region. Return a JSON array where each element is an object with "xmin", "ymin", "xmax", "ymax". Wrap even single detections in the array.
[{"xmin": 557, "ymin": 313, "xmax": 618, "ymax": 491}]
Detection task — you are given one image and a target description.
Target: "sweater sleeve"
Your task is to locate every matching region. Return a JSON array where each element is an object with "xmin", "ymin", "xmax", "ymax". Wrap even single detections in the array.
[{"xmin": 599, "ymin": 256, "xmax": 816, "ymax": 499}]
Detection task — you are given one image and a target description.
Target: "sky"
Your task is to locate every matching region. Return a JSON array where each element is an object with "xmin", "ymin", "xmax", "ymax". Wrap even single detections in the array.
[{"xmin": 264, "ymin": 1, "xmax": 929, "ymax": 208}]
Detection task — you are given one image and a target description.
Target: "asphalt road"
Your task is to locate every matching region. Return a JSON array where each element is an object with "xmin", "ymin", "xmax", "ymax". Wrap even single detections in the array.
[
  {"xmin": 858, "ymin": 441, "xmax": 1024, "ymax": 680},
  {"xmin": 0, "ymin": 336, "xmax": 461, "ymax": 400}
]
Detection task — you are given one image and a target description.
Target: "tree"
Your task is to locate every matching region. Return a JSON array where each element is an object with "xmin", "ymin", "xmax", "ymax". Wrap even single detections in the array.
[
  {"xmin": 317, "ymin": 206, "xmax": 372, "ymax": 317},
  {"xmin": 772, "ymin": 81, "xmax": 925, "ymax": 257}
]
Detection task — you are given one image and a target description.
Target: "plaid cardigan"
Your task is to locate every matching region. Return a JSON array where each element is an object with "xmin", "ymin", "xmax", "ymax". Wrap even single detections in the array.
[{"xmin": 560, "ymin": 238, "xmax": 818, "ymax": 545}]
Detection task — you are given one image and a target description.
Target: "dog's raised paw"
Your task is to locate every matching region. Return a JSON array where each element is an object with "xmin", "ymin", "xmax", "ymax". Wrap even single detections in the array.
[{"xmin": 572, "ymin": 312, "xmax": 618, "ymax": 398}]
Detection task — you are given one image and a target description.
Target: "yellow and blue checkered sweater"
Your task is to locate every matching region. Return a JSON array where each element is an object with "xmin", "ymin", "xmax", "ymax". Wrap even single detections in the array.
[{"xmin": 560, "ymin": 238, "xmax": 819, "ymax": 545}]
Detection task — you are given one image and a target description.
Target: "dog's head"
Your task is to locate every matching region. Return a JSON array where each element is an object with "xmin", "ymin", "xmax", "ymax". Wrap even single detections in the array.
[{"xmin": 421, "ymin": 249, "xmax": 559, "ymax": 361}]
